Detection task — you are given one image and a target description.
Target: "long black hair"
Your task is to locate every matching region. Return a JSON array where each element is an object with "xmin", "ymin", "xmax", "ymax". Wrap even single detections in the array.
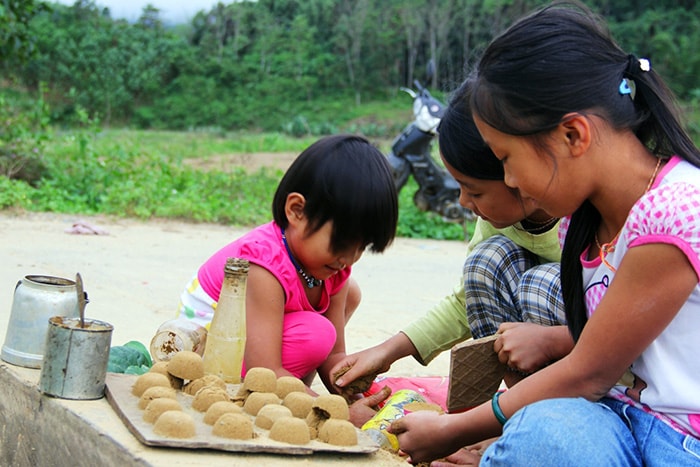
[
  {"xmin": 471, "ymin": 1, "xmax": 700, "ymax": 340},
  {"xmin": 272, "ymin": 134, "xmax": 398, "ymax": 253}
]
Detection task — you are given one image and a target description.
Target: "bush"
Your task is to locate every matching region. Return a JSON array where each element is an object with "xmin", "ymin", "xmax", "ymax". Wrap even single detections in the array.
[
  {"xmin": 0, "ymin": 176, "xmax": 34, "ymax": 209},
  {"xmin": 0, "ymin": 90, "xmax": 50, "ymax": 185},
  {"xmin": 281, "ymin": 115, "xmax": 311, "ymax": 137}
]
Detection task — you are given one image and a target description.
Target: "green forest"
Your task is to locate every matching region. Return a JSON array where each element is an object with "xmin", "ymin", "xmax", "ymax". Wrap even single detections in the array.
[
  {"xmin": 2, "ymin": 0, "xmax": 700, "ymax": 239},
  {"xmin": 4, "ymin": 0, "xmax": 700, "ymax": 132}
]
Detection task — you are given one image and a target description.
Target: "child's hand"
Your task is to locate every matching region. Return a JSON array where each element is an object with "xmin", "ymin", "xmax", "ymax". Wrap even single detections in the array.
[
  {"xmin": 389, "ymin": 410, "xmax": 458, "ymax": 465},
  {"xmin": 495, "ymin": 322, "xmax": 570, "ymax": 374},
  {"xmin": 347, "ymin": 385, "xmax": 392, "ymax": 427},
  {"xmin": 330, "ymin": 347, "xmax": 390, "ymax": 392}
]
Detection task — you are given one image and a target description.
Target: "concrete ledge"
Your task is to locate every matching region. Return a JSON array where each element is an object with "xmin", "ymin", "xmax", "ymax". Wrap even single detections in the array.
[{"xmin": 0, "ymin": 363, "xmax": 150, "ymax": 466}]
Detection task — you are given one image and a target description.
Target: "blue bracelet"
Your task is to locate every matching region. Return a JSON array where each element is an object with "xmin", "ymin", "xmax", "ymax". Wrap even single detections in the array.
[{"xmin": 491, "ymin": 391, "xmax": 507, "ymax": 425}]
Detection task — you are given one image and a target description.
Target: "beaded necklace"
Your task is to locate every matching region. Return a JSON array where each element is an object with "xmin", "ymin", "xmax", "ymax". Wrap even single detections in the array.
[
  {"xmin": 595, "ymin": 157, "xmax": 662, "ymax": 272},
  {"xmin": 519, "ymin": 216, "xmax": 559, "ymax": 234},
  {"xmin": 281, "ymin": 229, "xmax": 323, "ymax": 289}
]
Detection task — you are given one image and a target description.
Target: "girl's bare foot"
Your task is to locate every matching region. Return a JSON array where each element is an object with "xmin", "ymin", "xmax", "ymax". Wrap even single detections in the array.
[{"xmin": 430, "ymin": 437, "xmax": 499, "ymax": 467}]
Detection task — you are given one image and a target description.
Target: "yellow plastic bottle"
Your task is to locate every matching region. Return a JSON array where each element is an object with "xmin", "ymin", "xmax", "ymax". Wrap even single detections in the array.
[
  {"xmin": 202, "ymin": 257, "xmax": 249, "ymax": 384},
  {"xmin": 361, "ymin": 389, "xmax": 427, "ymax": 451}
]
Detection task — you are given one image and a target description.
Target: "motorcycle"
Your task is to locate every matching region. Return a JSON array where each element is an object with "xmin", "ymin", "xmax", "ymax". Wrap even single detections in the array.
[{"xmin": 386, "ymin": 72, "xmax": 473, "ymax": 224}]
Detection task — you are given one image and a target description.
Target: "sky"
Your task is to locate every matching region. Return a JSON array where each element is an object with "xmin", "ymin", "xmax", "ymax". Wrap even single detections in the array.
[{"xmin": 54, "ymin": 0, "xmax": 224, "ymax": 24}]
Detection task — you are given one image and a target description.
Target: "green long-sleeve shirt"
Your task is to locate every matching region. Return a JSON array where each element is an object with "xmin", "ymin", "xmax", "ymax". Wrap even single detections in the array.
[{"xmin": 402, "ymin": 217, "xmax": 562, "ymax": 365}]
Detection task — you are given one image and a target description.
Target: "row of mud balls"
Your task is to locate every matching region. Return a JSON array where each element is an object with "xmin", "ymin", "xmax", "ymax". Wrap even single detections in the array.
[{"xmin": 131, "ymin": 351, "xmax": 358, "ymax": 446}]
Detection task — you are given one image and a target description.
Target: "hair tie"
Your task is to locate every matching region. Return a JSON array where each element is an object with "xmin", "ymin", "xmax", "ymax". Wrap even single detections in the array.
[
  {"xmin": 626, "ymin": 54, "xmax": 651, "ymax": 75},
  {"xmin": 620, "ymin": 55, "xmax": 650, "ymax": 100}
]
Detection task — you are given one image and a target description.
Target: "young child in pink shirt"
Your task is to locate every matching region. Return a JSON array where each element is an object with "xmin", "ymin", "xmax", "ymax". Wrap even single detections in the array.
[{"xmin": 177, "ymin": 134, "xmax": 398, "ymax": 402}]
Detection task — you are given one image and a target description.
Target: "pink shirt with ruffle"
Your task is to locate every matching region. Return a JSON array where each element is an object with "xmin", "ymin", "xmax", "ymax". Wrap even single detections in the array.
[{"xmin": 197, "ymin": 221, "xmax": 350, "ymax": 314}]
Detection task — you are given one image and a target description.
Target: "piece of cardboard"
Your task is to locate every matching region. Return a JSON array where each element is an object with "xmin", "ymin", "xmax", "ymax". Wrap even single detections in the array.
[
  {"xmin": 105, "ymin": 373, "xmax": 378, "ymax": 455},
  {"xmin": 446, "ymin": 335, "xmax": 506, "ymax": 413}
]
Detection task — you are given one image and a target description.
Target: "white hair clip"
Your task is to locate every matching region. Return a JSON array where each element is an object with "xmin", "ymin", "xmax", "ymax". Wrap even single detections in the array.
[{"xmin": 639, "ymin": 58, "xmax": 651, "ymax": 72}]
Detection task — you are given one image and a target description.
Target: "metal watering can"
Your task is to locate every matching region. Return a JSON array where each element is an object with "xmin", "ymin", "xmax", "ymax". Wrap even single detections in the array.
[{"xmin": 1, "ymin": 275, "xmax": 81, "ymax": 368}]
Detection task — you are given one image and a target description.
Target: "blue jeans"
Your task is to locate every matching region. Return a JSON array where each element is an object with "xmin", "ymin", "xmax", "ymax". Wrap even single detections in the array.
[{"xmin": 480, "ymin": 397, "xmax": 700, "ymax": 466}]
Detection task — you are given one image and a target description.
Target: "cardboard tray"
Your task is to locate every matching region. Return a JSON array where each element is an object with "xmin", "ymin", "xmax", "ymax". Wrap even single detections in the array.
[
  {"xmin": 105, "ymin": 372, "xmax": 379, "ymax": 455},
  {"xmin": 446, "ymin": 335, "xmax": 507, "ymax": 413}
]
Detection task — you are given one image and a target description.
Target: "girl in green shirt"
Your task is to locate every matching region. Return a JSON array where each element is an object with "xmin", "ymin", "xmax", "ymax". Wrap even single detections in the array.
[{"xmin": 332, "ymin": 77, "xmax": 571, "ymax": 393}]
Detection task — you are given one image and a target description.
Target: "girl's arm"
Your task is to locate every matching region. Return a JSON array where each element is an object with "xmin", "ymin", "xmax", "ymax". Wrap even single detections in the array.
[
  {"xmin": 242, "ymin": 264, "xmax": 294, "ymax": 380},
  {"xmin": 331, "ymin": 281, "xmax": 469, "ymax": 391},
  {"xmin": 330, "ymin": 332, "xmax": 418, "ymax": 390},
  {"xmin": 316, "ymin": 280, "xmax": 352, "ymax": 393},
  {"xmin": 393, "ymin": 243, "xmax": 697, "ymax": 463},
  {"xmin": 549, "ymin": 243, "xmax": 696, "ymax": 398}
]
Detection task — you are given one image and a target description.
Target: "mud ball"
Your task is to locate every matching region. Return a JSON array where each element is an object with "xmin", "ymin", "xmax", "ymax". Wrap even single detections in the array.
[
  {"xmin": 149, "ymin": 361, "xmax": 184, "ymax": 390},
  {"xmin": 212, "ymin": 413, "xmax": 254, "ymax": 440},
  {"xmin": 269, "ymin": 417, "xmax": 311, "ymax": 445},
  {"xmin": 143, "ymin": 398, "xmax": 182, "ymax": 424},
  {"xmin": 132, "ymin": 372, "xmax": 172, "ymax": 397},
  {"xmin": 282, "ymin": 391, "xmax": 314, "ymax": 418},
  {"xmin": 235, "ymin": 367, "xmax": 278, "ymax": 401},
  {"xmin": 275, "ymin": 375, "xmax": 306, "ymax": 399},
  {"xmin": 318, "ymin": 419, "xmax": 358, "ymax": 446},
  {"xmin": 153, "ymin": 410, "xmax": 196, "ymax": 438},
  {"xmin": 255, "ymin": 404, "xmax": 293, "ymax": 430},
  {"xmin": 149, "ymin": 361, "xmax": 169, "ymax": 374},
  {"xmin": 333, "ymin": 365, "xmax": 377, "ymax": 403},
  {"xmin": 166, "ymin": 351, "xmax": 204, "ymax": 381},
  {"xmin": 138, "ymin": 385, "xmax": 177, "ymax": 409},
  {"xmin": 183, "ymin": 374, "xmax": 227, "ymax": 396},
  {"xmin": 192, "ymin": 386, "xmax": 230, "ymax": 412},
  {"xmin": 203, "ymin": 401, "xmax": 243, "ymax": 425},
  {"xmin": 243, "ymin": 391, "xmax": 280, "ymax": 416},
  {"xmin": 311, "ymin": 394, "xmax": 350, "ymax": 420},
  {"xmin": 306, "ymin": 394, "xmax": 349, "ymax": 438}
]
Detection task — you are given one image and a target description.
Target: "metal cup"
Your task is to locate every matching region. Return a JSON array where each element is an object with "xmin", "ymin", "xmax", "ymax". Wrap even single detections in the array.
[
  {"xmin": 2, "ymin": 275, "xmax": 80, "ymax": 368},
  {"xmin": 39, "ymin": 316, "xmax": 113, "ymax": 400}
]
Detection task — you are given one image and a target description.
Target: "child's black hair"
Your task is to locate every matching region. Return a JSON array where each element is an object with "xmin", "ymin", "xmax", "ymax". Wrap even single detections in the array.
[
  {"xmin": 272, "ymin": 134, "xmax": 398, "ymax": 253},
  {"xmin": 439, "ymin": 77, "xmax": 504, "ymax": 181}
]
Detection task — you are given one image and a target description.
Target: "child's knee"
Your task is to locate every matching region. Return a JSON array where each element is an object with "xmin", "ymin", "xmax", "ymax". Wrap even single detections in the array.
[
  {"xmin": 344, "ymin": 278, "xmax": 362, "ymax": 323},
  {"xmin": 282, "ymin": 312, "xmax": 337, "ymax": 374},
  {"xmin": 484, "ymin": 398, "xmax": 637, "ymax": 465}
]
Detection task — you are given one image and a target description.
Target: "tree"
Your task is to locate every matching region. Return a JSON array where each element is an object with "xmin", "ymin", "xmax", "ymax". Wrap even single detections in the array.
[
  {"xmin": 3, "ymin": 0, "xmax": 699, "ymax": 132},
  {"xmin": 426, "ymin": 0, "xmax": 453, "ymax": 89},
  {"xmin": 334, "ymin": 0, "xmax": 370, "ymax": 105},
  {"xmin": 0, "ymin": 0, "xmax": 50, "ymax": 65},
  {"xmin": 396, "ymin": 0, "xmax": 427, "ymax": 87}
]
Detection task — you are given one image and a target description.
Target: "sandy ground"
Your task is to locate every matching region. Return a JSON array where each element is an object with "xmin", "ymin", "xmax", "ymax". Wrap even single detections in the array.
[
  {"xmin": 0, "ymin": 210, "xmax": 468, "ymax": 465},
  {"xmin": 0, "ymin": 211, "xmax": 466, "ymax": 373}
]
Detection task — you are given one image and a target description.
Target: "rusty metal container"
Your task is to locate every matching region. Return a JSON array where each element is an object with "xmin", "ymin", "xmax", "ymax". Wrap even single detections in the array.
[{"xmin": 39, "ymin": 316, "xmax": 113, "ymax": 400}]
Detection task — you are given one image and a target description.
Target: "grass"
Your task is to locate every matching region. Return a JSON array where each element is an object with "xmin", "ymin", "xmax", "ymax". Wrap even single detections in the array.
[
  {"xmin": 89, "ymin": 129, "xmax": 322, "ymax": 160},
  {"xmin": 10, "ymin": 93, "xmax": 700, "ymax": 243},
  {"xmin": 8, "ymin": 125, "xmax": 472, "ymax": 241}
]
